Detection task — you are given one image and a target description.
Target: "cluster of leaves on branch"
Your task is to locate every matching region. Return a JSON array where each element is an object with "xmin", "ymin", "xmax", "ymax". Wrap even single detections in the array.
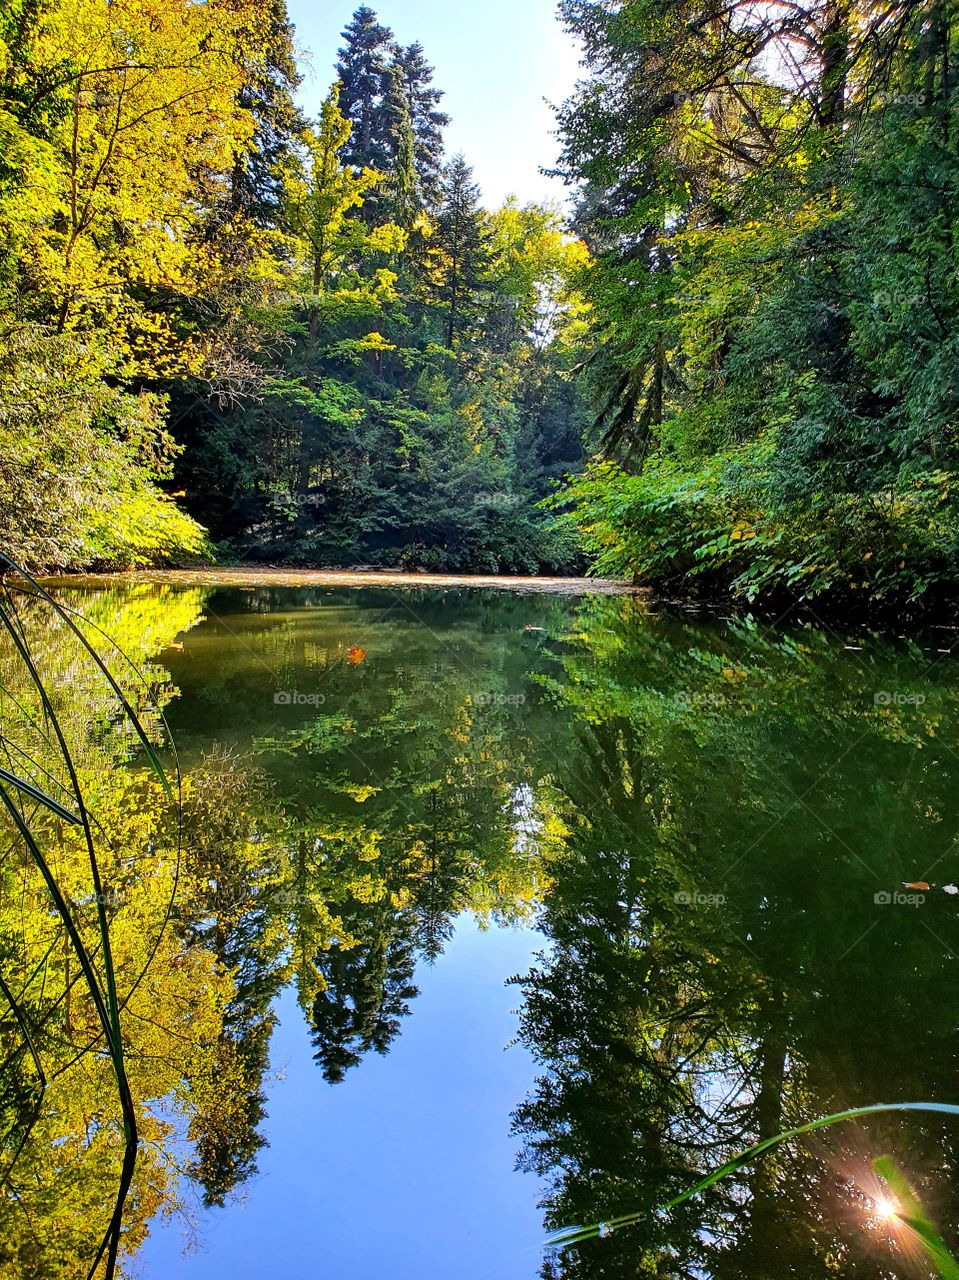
[
  {"xmin": 0, "ymin": 1, "xmax": 590, "ymax": 574},
  {"xmin": 552, "ymin": 0, "xmax": 959, "ymax": 610},
  {"xmin": 0, "ymin": 0, "xmax": 283, "ymax": 569}
]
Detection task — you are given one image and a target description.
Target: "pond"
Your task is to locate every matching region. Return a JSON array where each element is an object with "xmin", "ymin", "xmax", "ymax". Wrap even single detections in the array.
[{"xmin": 3, "ymin": 574, "xmax": 959, "ymax": 1278}]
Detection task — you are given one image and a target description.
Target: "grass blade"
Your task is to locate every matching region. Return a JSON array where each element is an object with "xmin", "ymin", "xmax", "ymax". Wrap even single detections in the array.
[
  {"xmin": 874, "ymin": 1155, "xmax": 959, "ymax": 1280},
  {"xmin": 0, "ymin": 764, "xmax": 82, "ymax": 823},
  {"xmin": 548, "ymin": 1101, "xmax": 959, "ymax": 1249}
]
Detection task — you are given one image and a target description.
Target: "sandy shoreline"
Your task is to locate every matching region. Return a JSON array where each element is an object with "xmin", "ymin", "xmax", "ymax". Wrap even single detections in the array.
[{"xmin": 37, "ymin": 567, "xmax": 645, "ymax": 596}]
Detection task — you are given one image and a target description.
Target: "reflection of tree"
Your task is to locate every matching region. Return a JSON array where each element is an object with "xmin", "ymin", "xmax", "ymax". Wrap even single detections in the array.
[
  {"xmin": 0, "ymin": 585, "xmax": 275, "ymax": 1273},
  {"xmin": 514, "ymin": 596, "xmax": 959, "ymax": 1279},
  {"xmin": 260, "ymin": 641, "xmax": 553, "ymax": 1084},
  {"xmin": 310, "ymin": 908, "xmax": 419, "ymax": 1083},
  {"xmin": 178, "ymin": 753, "xmax": 292, "ymax": 1206},
  {"xmin": 0, "ymin": 581, "xmax": 563, "ymax": 1269},
  {"xmin": 0, "ymin": 765, "xmax": 233, "ymax": 1276},
  {"xmin": 27, "ymin": 580, "xmax": 959, "ymax": 1278}
]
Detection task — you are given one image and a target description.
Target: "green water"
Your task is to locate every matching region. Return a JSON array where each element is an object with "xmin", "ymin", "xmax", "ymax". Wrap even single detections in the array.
[{"xmin": 4, "ymin": 578, "xmax": 959, "ymax": 1277}]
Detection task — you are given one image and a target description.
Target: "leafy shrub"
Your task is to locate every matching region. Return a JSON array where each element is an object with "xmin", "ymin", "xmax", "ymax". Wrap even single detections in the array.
[
  {"xmin": 0, "ymin": 328, "xmax": 207, "ymax": 572},
  {"xmin": 555, "ymin": 441, "xmax": 959, "ymax": 608}
]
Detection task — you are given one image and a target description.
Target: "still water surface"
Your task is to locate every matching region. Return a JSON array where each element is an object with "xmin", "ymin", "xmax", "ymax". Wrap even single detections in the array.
[{"xmin": 4, "ymin": 578, "xmax": 959, "ymax": 1278}]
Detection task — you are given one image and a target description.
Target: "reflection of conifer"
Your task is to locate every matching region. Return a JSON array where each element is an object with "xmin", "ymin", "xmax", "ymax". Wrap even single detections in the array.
[
  {"xmin": 179, "ymin": 754, "xmax": 288, "ymax": 1205},
  {"xmin": 415, "ymin": 790, "xmax": 466, "ymax": 963},
  {"xmin": 309, "ymin": 905, "xmax": 419, "ymax": 1084}
]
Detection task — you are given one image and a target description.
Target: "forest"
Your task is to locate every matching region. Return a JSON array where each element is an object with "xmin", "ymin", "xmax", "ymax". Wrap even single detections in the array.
[
  {"xmin": 6, "ymin": 5, "xmax": 959, "ymax": 1274},
  {"xmin": 1, "ymin": 0, "xmax": 959, "ymax": 603}
]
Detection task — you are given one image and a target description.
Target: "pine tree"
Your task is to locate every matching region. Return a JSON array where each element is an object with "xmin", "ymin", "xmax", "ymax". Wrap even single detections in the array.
[
  {"xmin": 384, "ymin": 60, "xmax": 419, "ymax": 232},
  {"xmin": 228, "ymin": 0, "xmax": 303, "ymax": 227},
  {"xmin": 335, "ymin": 5, "xmax": 395, "ymax": 176},
  {"xmin": 396, "ymin": 42, "xmax": 450, "ymax": 206},
  {"xmin": 435, "ymin": 154, "xmax": 488, "ymax": 348}
]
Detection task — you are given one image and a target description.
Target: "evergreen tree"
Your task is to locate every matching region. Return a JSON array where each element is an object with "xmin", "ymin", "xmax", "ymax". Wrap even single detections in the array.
[
  {"xmin": 335, "ymin": 5, "xmax": 395, "ymax": 177},
  {"xmin": 435, "ymin": 154, "xmax": 488, "ymax": 348},
  {"xmin": 384, "ymin": 60, "xmax": 420, "ymax": 232},
  {"xmin": 226, "ymin": 0, "xmax": 303, "ymax": 227},
  {"xmin": 0, "ymin": 1, "xmax": 589, "ymax": 578},
  {"xmin": 396, "ymin": 41, "xmax": 450, "ymax": 206}
]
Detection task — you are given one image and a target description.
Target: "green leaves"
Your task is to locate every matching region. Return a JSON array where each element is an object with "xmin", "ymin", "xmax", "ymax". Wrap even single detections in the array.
[{"xmin": 554, "ymin": 0, "xmax": 959, "ymax": 610}]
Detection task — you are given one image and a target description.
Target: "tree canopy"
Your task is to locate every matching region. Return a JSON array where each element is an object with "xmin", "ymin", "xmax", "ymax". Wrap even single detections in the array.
[
  {"xmin": 5, "ymin": 0, "xmax": 959, "ymax": 605},
  {"xmin": 0, "ymin": 2, "xmax": 589, "ymax": 577},
  {"xmin": 551, "ymin": 0, "xmax": 959, "ymax": 612}
]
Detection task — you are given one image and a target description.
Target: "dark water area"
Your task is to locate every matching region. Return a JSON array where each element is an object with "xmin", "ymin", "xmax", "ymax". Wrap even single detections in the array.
[{"xmin": 4, "ymin": 578, "xmax": 959, "ymax": 1278}]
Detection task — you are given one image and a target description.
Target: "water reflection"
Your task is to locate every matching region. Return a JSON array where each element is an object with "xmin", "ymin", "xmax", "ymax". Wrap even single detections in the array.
[
  {"xmin": 2, "ymin": 582, "xmax": 959, "ymax": 1277},
  {"xmin": 517, "ymin": 597, "xmax": 959, "ymax": 1278}
]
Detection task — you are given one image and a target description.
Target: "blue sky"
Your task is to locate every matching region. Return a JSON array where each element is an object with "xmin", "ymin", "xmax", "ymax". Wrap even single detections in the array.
[
  {"xmin": 286, "ymin": 0, "xmax": 581, "ymax": 207},
  {"xmin": 141, "ymin": 918, "xmax": 546, "ymax": 1279}
]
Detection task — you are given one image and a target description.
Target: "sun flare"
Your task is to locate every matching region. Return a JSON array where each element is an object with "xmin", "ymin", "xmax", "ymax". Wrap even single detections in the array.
[{"xmin": 873, "ymin": 1195, "xmax": 899, "ymax": 1222}]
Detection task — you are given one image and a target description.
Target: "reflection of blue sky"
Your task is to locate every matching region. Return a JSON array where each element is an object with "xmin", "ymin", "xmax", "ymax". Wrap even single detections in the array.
[
  {"xmin": 287, "ymin": 0, "xmax": 580, "ymax": 207},
  {"xmin": 140, "ymin": 916, "xmax": 546, "ymax": 1278}
]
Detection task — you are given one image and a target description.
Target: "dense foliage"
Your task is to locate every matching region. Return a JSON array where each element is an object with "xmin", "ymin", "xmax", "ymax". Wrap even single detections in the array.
[
  {"xmin": 552, "ymin": 0, "xmax": 959, "ymax": 610},
  {"xmin": 0, "ymin": 2, "xmax": 589, "ymax": 574},
  {"xmin": 7, "ymin": 0, "xmax": 959, "ymax": 603}
]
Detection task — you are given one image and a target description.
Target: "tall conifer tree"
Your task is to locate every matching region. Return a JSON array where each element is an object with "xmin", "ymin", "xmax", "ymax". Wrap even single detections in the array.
[
  {"xmin": 335, "ymin": 5, "xmax": 395, "ymax": 176},
  {"xmin": 396, "ymin": 41, "xmax": 450, "ymax": 206},
  {"xmin": 385, "ymin": 61, "xmax": 420, "ymax": 232},
  {"xmin": 435, "ymin": 154, "xmax": 488, "ymax": 348}
]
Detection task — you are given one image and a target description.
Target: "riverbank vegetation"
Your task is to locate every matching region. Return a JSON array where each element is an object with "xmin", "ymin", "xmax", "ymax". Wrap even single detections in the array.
[
  {"xmin": 552, "ymin": 0, "xmax": 959, "ymax": 611},
  {"xmin": 4, "ymin": 0, "xmax": 959, "ymax": 607}
]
